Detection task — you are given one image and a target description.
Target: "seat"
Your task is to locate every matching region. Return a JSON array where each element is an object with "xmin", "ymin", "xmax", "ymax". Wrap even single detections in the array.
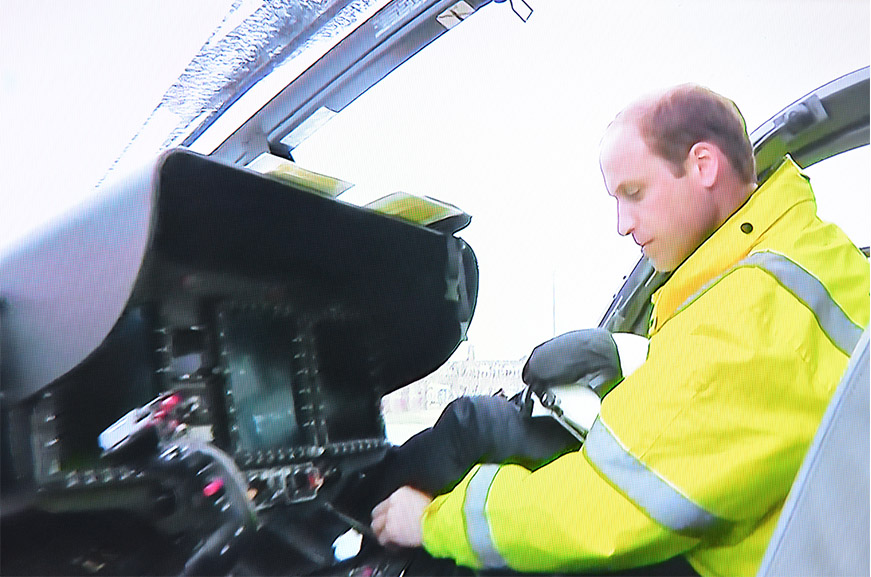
[{"xmin": 757, "ymin": 326, "xmax": 870, "ymax": 576}]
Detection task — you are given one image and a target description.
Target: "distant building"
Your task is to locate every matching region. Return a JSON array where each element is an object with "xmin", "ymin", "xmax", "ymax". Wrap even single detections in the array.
[{"xmin": 382, "ymin": 354, "xmax": 527, "ymax": 414}]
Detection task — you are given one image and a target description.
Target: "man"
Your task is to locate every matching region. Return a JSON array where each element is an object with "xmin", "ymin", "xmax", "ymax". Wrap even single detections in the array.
[{"xmin": 369, "ymin": 85, "xmax": 870, "ymax": 576}]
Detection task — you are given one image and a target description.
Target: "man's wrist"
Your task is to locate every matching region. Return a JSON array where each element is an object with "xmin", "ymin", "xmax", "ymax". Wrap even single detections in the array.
[{"xmin": 420, "ymin": 468, "xmax": 486, "ymax": 570}]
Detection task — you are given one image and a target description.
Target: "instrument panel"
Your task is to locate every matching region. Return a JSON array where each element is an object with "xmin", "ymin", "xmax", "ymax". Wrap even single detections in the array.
[{"xmin": 0, "ymin": 148, "xmax": 478, "ymax": 575}]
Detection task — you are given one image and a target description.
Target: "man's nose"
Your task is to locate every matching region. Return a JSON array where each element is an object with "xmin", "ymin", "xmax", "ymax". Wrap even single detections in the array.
[{"xmin": 617, "ymin": 203, "xmax": 635, "ymax": 237}]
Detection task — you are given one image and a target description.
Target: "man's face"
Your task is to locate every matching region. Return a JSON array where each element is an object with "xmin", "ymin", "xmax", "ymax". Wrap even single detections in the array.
[{"xmin": 599, "ymin": 121, "xmax": 717, "ymax": 272}]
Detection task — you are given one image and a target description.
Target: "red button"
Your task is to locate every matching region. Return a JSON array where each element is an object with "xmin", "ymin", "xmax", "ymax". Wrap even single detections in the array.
[
  {"xmin": 203, "ymin": 478, "xmax": 225, "ymax": 497},
  {"xmin": 160, "ymin": 394, "xmax": 181, "ymax": 412}
]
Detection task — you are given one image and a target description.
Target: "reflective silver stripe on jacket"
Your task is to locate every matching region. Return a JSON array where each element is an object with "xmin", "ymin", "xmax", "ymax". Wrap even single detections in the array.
[
  {"xmin": 585, "ymin": 418, "xmax": 727, "ymax": 534},
  {"xmin": 464, "ymin": 464, "xmax": 508, "ymax": 569},
  {"xmin": 586, "ymin": 251, "xmax": 863, "ymax": 534},
  {"xmin": 741, "ymin": 252, "xmax": 863, "ymax": 354},
  {"xmin": 676, "ymin": 251, "xmax": 863, "ymax": 355}
]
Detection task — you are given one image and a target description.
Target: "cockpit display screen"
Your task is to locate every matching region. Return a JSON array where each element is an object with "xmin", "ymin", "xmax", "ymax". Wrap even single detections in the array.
[{"xmin": 219, "ymin": 308, "xmax": 305, "ymax": 452}]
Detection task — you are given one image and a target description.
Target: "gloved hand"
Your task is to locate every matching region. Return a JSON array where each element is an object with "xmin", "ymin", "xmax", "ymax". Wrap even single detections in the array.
[{"xmin": 522, "ymin": 328, "xmax": 622, "ymax": 395}]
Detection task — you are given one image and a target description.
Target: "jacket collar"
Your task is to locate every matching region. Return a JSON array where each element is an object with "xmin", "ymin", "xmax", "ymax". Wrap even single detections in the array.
[{"xmin": 649, "ymin": 156, "xmax": 815, "ymax": 335}]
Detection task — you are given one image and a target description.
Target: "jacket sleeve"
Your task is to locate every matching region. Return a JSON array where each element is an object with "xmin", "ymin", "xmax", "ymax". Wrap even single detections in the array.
[
  {"xmin": 421, "ymin": 266, "xmax": 845, "ymax": 573},
  {"xmin": 421, "ymin": 448, "xmax": 698, "ymax": 573}
]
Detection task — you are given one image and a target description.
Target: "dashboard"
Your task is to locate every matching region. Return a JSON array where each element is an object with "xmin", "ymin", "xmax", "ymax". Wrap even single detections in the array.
[{"xmin": 0, "ymin": 148, "xmax": 478, "ymax": 575}]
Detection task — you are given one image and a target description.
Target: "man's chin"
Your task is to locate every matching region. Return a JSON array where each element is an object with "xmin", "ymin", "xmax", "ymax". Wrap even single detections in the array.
[
  {"xmin": 648, "ymin": 255, "xmax": 677, "ymax": 273},
  {"xmin": 644, "ymin": 245, "xmax": 689, "ymax": 273}
]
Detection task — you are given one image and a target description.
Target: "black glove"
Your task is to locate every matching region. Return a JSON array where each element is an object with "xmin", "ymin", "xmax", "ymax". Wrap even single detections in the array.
[{"xmin": 522, "ymin": 328, "xmax": 622, "ymax": 394}]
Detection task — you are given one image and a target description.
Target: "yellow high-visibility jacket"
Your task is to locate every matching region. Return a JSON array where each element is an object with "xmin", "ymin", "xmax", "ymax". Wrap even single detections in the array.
[{"xmin": 421, "ymin": 157, "xmax": 870, "ymax": 576}]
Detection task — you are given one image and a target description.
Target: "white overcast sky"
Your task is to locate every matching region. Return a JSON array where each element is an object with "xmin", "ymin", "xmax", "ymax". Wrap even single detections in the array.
[{"xmin": 1, "ymin": 0, "xmax": 869, "ymax": 361}]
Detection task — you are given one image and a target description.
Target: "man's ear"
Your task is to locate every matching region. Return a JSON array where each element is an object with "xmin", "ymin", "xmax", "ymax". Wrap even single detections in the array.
[{"xmin": 687, "ymin": 142, "xmax": 719, "ymax": 188}]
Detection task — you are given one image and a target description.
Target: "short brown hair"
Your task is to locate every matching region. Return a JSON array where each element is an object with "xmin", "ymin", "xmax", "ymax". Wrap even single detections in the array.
[{"xmin": 626, "ymin": 85, "xmax": 756, "ymax": 184}]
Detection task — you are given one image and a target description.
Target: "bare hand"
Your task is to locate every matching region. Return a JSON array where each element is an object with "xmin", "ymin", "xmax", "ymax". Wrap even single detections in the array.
[{"xmin": 370, "ymin": 486, "xmax": 433, "ymax": 548}]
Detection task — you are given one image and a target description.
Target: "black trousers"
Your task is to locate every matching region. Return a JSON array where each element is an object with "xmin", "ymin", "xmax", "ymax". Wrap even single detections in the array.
[{"xmin": 375, "ymin": 394, "xmax": 580, "ymax": 499}]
